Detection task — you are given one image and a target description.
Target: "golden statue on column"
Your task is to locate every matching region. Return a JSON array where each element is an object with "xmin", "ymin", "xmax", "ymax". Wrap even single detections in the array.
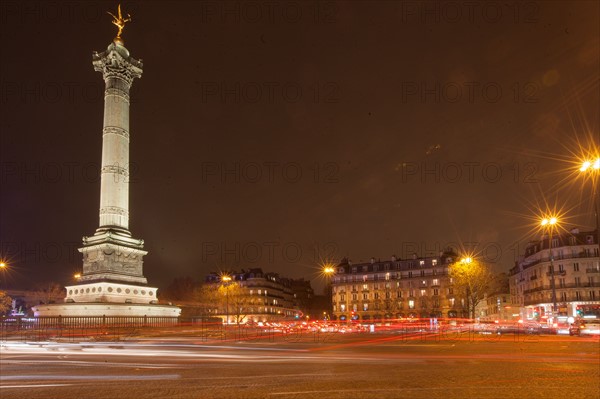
[{"xmin": 107, "ymin": 4, "xmax": 131, "ymax": 43}]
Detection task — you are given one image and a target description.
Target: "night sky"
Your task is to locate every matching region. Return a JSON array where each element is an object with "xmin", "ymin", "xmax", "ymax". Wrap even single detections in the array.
[{"xmin": 1, "ymin": 1, "xmax": 599, "ymax": 293}]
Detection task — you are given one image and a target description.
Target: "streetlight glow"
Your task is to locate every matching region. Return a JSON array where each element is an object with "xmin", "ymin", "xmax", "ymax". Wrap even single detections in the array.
[
  {"xmin": 0, "ymin": 262, "xmax": 6, "ymax": 269},
  {"xmin": 221, "ymin": 275, "xmax": 232, "ymax": 282},
  {"xmin": 580, "ymin": 160, "xmax": 591, "ymax": 172},
  {"xmin": 323, "ymin": 265, "xmax": 335, "ymax": 275},
  {"xmin": 540, "ymin": 216, "xmax": 558, "ymax": 227}
]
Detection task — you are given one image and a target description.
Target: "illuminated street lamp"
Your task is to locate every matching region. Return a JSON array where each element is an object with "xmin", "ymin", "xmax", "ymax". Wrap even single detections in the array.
[
  {"xmin": 458, "ymin": 256, "xmax": 473, "ymax": 318},
  {"xmin": 221, "ymin": 275, "xmax": 232, "ymax": 334},
  {"xmin": 579, "ymin": 156, "xmax": 600, "ymax": 255},
  {"xmin": 74, "ymin": 273, "xmax": 82, "ymax": 280},
  {"xmin": 322, "ymin": 264, "xmax": 336, "ymax": 319},
  {"xmin": 540, "ymin": 215, "xmax": 559, "ymax": 322},
  {"xmin": 0, "ymin": 261, "xmax": 7, "ymax": 290}
]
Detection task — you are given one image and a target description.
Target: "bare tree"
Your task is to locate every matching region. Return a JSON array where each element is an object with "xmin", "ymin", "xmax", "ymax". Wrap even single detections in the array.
[
  {"xmin": 449, "ymin": 258, "xmax": 494, "ymax": 319},
  {"xmin": 0, "ymin": 290, "xmax": 12, "ymax": 315},
  {"xmin": 28, "ymin": 282, "xmax": 65, "ymax": 305},
  {"xmin": 218, "ymin": 283, "xmax": 252, "ymax": 325}
]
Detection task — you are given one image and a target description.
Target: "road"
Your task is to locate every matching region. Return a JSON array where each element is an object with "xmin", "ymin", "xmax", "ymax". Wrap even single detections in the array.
[{"xmin": 1, "ymin": 333, "xmax": 599, "ymax": 398}]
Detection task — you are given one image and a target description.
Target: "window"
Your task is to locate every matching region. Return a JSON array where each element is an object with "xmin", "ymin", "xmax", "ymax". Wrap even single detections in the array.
[
  {"xmin": 374, "ymin": 292, "xmax": 380, "ymax": 300},
  {"xmin": 363, "ymin": 293, "xmax": 368, "ymax": 300},
  {"xmin": 353, "ymin": 304, "xmax": 358, "ymax": 312},
  {"xmin": 559, "ymin": 278, "xmax": 565, "ymax": 288},
  {"xmin": 385, "ymin": 273, "xmax": 390, "ymax": 281},
  {"xmin": 433, "ymin": 289, "xmax": 439, "ymax": 296},
  {"xmin": 419, "ymin": 260, "xmax": 425, "ymax": 266},
  {"xmin": 589, "ymin": 291, "xmax": 596, "ymax": 300},
  {"xmin": 352, "ymin": 267, "xmax": 357, "ymax": 273},
  {"xmin": 432, "ymin": 259, "xmax": 437, "ymax": 266},
  {"xmin": 340, "ymin": 295, "xmax": 345, "ymax": 302},
  {"xmin": 421, "ymin": 280, "xmax": 427, "ymax": 286},
  {"xmin": 363, "ymin": 284, "xmax": 368, "ymax": 290},
  {"xmin": 420, "ymin": 289, "xmax": 426, "ymax": 296},
  {"xmin": 575, "ymin": 291, "xmax": 581, "ymax": 300},
  {"xmin": 352, "ymin": 293, "xmax": 357, "ymax": 301},
  {"xmin": 574, "ymin": 263, "xmax": 580, "ymax": 271},
  {"xmin": 340, "ymin": 304, "xmax": 346, "ymax": 312},
  {"xmin": 408, "ymin": 271, "xmax": 413, "ymax": 278},
  {"xmin": 363, "ymin": 303, "xmax": 368, "ymax": 311},
  {"xmin": 420, "ymin": 270, "xmax": 425, "ymax": 277},
  {"xmin": 558, "ymin": 264, "xmax": 564, "ymax": 272},
  {"xmin": 560, "ymin": 292, "xmax": 567, "ymax": 302},
  {"xmin": 449, "ymin": 298, "xmax": 455, "ymax": 306},
  {"xmin": 408, "ymin": 300, "xmax": 415, "ymax": 309},
  {"xmin": 373, "ymin": 265, "xmax": 378, "ymax": 272},
  {"xmin": 575, "ymin": 277, "xmax": 581, "ymax": 286},
  {"xmin": 432, "ymin": 279, "xmax": 439, "ymax": 286}
]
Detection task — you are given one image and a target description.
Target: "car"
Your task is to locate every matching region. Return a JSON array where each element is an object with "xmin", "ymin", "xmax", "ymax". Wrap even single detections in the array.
[{"xmin": 569, "ymin": 319, "xmax": 600, "ymax": 336}]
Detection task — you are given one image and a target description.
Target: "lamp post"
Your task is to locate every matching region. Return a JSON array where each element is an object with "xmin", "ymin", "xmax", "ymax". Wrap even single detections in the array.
[
  {"xmin": 459, "ymin": 257, "xmax": 473, "ymax": 319},
  {"xmin": 0, "ymin": 262, "xmax": 7, "ymax": 290},
  {"xmin": 221, "ymin": 275, "xmax": 232, "ymax": 338},
  {"xmin": 541, "ymin": 216, "xmax": 558, "ymax": 323},
  {"xmin": 579, "ymin": 157, "xmax": 600, "ymax": 255},
  {"xmin": 323, "ymin": 264, "xmax": 335, "ymax": 320}
]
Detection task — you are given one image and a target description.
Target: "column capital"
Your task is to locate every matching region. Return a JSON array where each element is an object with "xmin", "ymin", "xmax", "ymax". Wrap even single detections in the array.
[{"xmin": 93, "ymin": 41, "xmax": 143, "ymax": 86}]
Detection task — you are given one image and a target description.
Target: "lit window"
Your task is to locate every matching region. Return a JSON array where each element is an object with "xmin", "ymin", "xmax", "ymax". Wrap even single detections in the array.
[
  {"xmin": 341, "ymin": 304, "xmax": 346, "ymax": 312},
  {"xmin": 419, "ymin": 260, "xmax": 425, "ymax": 266},
  {"xmin": 385, "ymin": 273, "xmax": 390, "ymax": 280},
  {"xmin": 420, "ymin": 289, "xmax": 426, "ymax": 296},
  {"xmin": 408, "ymin": 300, "xmax": 415, "ymax": 309},
  {"xmin": 363, "ymin": 303, "xmax": 369, "ymax": 311},
  {"xmin": 432, "ymin": 279, "xmax": 439, "ymax": 286},
  {"xmin": 432, "ymin": 259, "xmax": 437, "ymax": 266}
]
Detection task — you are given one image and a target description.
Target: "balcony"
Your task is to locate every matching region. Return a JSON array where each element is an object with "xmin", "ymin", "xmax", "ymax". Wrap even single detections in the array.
[
  {"xmin": 546, "ymin": 270, "xmax": 566, "ymax": 277},
  {"xmin": 586, "ymin": 268, "xmax": 600, "ymax": 273},
  {"xmin": 521, "ymin": 251, "xmax": 598, "ymax": 270}
]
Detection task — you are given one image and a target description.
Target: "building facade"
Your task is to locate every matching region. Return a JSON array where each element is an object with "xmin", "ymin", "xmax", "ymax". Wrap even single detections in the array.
[
  {"xmin": 204, "ymin": 269, "xmax": 303, "ymax": 323},
  {"xmin": 330, "ymin": 251, "xmax": 463, "ymax": 322},
  {"xmin": 509, "ymin": 228, "xmax": 600, "ymax": 322}
]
